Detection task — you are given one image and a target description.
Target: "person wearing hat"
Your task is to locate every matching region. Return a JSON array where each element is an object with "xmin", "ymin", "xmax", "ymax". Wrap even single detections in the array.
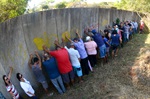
[
  {"xmin": 84, "ymin": 36, "xmax": 97, "ymax": 67},
  {"xmin": 65, "ymin": 30, "xmax": 90, "ymax": 75},
  {"xmin": 84, "ymin": 29, "xmax": 107, "ymax": 64},
  {"xmin": 64, "ymin": 41, "xmax": 83, "ymax": 83}
]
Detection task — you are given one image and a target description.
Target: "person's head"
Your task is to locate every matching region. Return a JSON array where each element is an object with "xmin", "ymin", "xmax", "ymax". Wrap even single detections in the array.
[
  {"xmin": 91, "ymin": 29, "xmax": 97, "ymax": 35},
  {"xmin": 70, "ymin": 43, "xmax": 75, "ymax": 48},
  {"xmin": 16, "ymin": 73, "xmax": 23, "ymax": 81},
  {"xmin": 86, "ymin": 36, "xmax": 91, "ymax": 42},
  {"xmin": 43, "ymin": 52, "xmax": 50, "ymax": 60},
  {"xmin": 33, "ymin": 57, "xmax": 39, "ymax": 65},
  {"xmin": 73, "ymin": 38, "xmax": 78, "ymax": 43},
  {"xmin": 112, "ymin": 30, "xmax": 117, "ymax": 34},
  {"xmin": 3, "ymin": 75, "xmax": 10, "ymax": 86},
  {"xmin": 113, "ymin": 25, "xmax": 116, "ymax": 29}
]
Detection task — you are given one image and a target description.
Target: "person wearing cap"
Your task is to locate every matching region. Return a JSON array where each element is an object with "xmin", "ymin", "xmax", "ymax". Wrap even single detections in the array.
[
  {"xmin": 84, "ymin": 29, "xmax": 107, "ymax": 64},
  {"xmin": 63, "ymin": 40, "xmax": 83, "ymax": 83},
  {"xmin": 111, "ymin": 30, "xmax": 122, "ymax": 57},
  {"xmin": 65, "ymin": 30, "xmax": 90, "ymax": 75},
  {"xmin": 42, "ymin": 40, "xmax": 74, "ymax": 89},
  {"xmin": 84, "ymin": 36, "xmax": 97, "ymax": 67}
]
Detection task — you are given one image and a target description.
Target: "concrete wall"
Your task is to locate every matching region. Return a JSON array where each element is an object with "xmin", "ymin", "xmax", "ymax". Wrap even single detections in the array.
[{"xmin": 0, "ymin": 8, "xmax": 140, "ymax": 98}]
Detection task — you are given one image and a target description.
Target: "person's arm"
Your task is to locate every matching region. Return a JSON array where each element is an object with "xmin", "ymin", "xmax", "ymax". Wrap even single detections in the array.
[
  {"xmin": 119, "ymin": 38, "xmax": 122, "ymax": 44},
  {"xmin": 27, "ymin": 91, "xmax": 35, "ymax": 96},
  {"xmin": 65, "ymin": 34, "xmax": 72, "ymax": 42},
  {"xmin": 76, "ymin": 29, "xmax": 81, "ymax": 39},
  {"xmin": 28, "ymin": 54, "xmax": 33, "ymax": 68},
  {"xmin": 7, "ymin": 67, "xmax": 13, "ymax": 80},
  {"xmin": 35, "ymin": 51, "xmax": 42, "ymax": 69},
  {"xmin": 84, "ymin": 29, "xmax": 92, "ymax": 36},
  {"xmin": 42, "ymin": 45, "xmax": 50, "ymax": 54},
  {"xmin": 54, "ymin": 39, "xmax": 63, "ymax": 48}
]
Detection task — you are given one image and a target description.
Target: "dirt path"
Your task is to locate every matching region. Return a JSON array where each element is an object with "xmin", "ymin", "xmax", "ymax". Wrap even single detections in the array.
[{"xmin": 41, "ymin": 34, "xmax": 150, "ymax": 99}]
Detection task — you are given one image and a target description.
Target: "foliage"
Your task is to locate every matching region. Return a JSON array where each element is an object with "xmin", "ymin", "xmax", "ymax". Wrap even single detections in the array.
[
  {"xmin": 114, "ymin": 0, "xmax": 150, "ymax": 13},
  {"xmin": 0, "ymin": 0, "xmax": 28, "ymax": 23},
  {"xmin": 55, "ymin": 1, "xmax": 67, "ymax": 9}
]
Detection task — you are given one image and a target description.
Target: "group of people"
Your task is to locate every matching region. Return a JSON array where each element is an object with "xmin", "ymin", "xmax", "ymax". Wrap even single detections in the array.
[{"xmin": 2, "ymin": 19, "xmax": 142, "ymax": 99}]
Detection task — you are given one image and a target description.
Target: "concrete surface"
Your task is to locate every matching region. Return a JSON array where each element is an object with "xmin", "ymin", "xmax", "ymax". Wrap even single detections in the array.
[{"xmin": 0, "ymin": 8, "xmax": 140, "ymax": 98}]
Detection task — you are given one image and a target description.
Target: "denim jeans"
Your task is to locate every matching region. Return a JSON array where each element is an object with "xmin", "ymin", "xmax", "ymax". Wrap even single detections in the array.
[
  {"xmin": 51, "ymin": 75, "xmax": 66, "ymax": 94},
  {"xmin": 31, "ymin": 96, "xmax": 38, "ymax": 99}
]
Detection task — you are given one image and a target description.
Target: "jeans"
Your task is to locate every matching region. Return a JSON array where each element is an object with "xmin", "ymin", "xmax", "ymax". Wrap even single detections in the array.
[
  {"xmin": 31, "ymin": 96, "xmax": 38, "ymax": 99},
  {"xmin": 51, "ymin": 76, "xmax": 66, "ymax": 94}
]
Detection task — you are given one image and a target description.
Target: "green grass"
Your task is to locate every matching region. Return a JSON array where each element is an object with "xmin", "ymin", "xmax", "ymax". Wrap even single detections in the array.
[{"xmin": 40, "ymin": 33, "xmax": 150, "ymax": 99}]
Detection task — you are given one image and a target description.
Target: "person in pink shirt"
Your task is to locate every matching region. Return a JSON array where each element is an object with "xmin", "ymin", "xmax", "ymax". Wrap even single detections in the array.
[{"xmin": 84, "ymin": 36, "xmax": 97, "ymax": 67}]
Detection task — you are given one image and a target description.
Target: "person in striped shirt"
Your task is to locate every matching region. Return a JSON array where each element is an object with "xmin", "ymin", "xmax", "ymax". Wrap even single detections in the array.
[{"xmin": 2, "ymin": 67, "xmax": 23, "ymax": 99}]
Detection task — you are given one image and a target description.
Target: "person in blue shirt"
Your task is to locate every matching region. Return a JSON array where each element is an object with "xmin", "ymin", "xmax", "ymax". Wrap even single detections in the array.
[
  {"xmin": 85, "ymin": 28, "xmax": 107, "ymax": 64},
  {"xmin": 111, "ymin": 30, "xmax": 122, "ymax": 57},
  {"xmin": 102, "ymin": 35, "xmax": 111, "ymax": 59},
  {"xmin": 42, "ymin": 52, "xmax": 66, "ymax": 94}
]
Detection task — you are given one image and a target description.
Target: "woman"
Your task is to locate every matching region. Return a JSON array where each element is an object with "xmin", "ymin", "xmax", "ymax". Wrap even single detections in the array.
[
  {"xmin": 84, "ymin": 36, "xmax": 97, "ymax": 67},
  {"xmin": 16, "ymin": 73, "xmax": 38, "ymax": 99},
  {"xmin": 2, "ymin": 67, "xmax": 23, "ymax": 99}
]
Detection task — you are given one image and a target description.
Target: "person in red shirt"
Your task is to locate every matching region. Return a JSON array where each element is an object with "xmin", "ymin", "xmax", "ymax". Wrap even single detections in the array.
[
  {"xmin": 139, "ymin": 20, "xmax": 144, "ymax": 34},
  {"xmin": 42, "ymin": 40, "xmax": 74, "ymax": 89}
]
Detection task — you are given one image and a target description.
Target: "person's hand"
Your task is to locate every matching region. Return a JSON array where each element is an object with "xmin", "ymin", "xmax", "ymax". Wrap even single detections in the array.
[
  {"xmin": 42, "ymin": 45, "xmax": 47, "ymax": 50},
  {"xmin": 61, "ymin": 38, "xmax": 65, "ymax": 42},
  {"xmin": 9, "ymin": 66, "xmax": 13, "ymax": 71},
  {"xmin": 29, "ymin": 54, "xmax": 33, "ymax": 58},
  {"xmin": 34, "ymin": 50, "xmax": 38, "ymax": 55},
  {"xmin": 75, "ymin": 29, "xmax": 79, "ymax": 34},
  {"xmin": 54, "ymin": 39, "xmax": 59, "ymax": 45}
]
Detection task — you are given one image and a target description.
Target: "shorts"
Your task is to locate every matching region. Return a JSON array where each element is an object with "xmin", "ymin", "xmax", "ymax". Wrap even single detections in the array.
[
  {"xmin": 61, "ymin": 70, "xmax": 75, "ymax": 83},
  {"xmin": 40, "ymin": 81, "xmax": 48, "ymax": 89},
  {"xmin": 99, "ymin": 44, "xmax": 106, "ymax": 58},
  {"xmin": 106, "ymin": 47, "xmax": 109, "ymax": 53},
  {"xmin": 111, "ymin": 44, "xmax": 119, "ymax": 50},
  {"xmin": 73, "ymin": 66, "xmax": 83, "ymax": 77}
]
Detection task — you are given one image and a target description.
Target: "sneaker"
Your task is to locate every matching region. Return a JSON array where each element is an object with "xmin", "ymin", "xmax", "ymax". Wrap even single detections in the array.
[{"xmin": 47, "ymin": 92, "xmax": 53, "ymax": 96}]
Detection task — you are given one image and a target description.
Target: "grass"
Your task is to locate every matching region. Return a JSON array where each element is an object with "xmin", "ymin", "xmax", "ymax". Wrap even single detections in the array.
[{"xmin": 39, "ymin": 33, "xmax": 150, "ymax": 99}]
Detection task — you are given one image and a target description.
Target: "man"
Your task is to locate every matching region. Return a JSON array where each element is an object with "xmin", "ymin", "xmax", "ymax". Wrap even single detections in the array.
[
  {"xmin": 111, "ymin": 30, "xmax": 122, "ymax": 57},
  {"xmin": 42, "ymin": 52, "xmax": 66, "ymax": 94},
  {"xmin": 66, "ymin": 30, "xmax": 90, "ymax": 75},
  {"xmin": 85, "ymin": 29, "xmax": 107, "ymax": 64},
  {"xmin": 16, "ymin": 73, "xmax": 38, "ymax": 99},
  {"xmin": 28, "ymin": 51, "xmax": 53, "ymax": 96},
  {"xmin": 42, "ymin": 40, "xmax": 74, "ymax": 89},
  {"xmin": 63, "ymin": 39, "xmax": 83, "ymax": 83}
]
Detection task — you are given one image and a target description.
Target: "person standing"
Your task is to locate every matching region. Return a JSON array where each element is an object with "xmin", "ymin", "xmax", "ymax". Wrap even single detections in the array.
[
  {"xmin": 16, "ymin": 73, "xmax": 38, "ymax": 99},
  {"xmin": 66, "ymin": 30, "xmax": 91, "ymax": 75},
  {"xmin": 28, "ymin": 51, "xmax": 53, "ymax": 97},
  {"xmin": 84, "ymin": 36, "xmax": 97, "ymax": 67},
  {"xmin": 42, "ymin": 40, "xmax": 74, "ymax": 89},
  {"xmin": 42, "ymin": 52, "xmax": 66, "ymax": 94},
  {"xmin": 2, "ymin": 67, "xmax": 23, "ymax": 99}
]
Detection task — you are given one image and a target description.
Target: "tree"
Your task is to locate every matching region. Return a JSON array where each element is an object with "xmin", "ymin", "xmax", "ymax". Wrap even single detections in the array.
[
  {"xmin": 55, "ymin": 2, "xmax": 67, "ymax": 9},
  {"xmin": 0, "ymin": 0, "xmax": 28, "ymax": 23},
  {"xmin": 114, "ymin": 0, "xmax": 150, "ymax": 13}
]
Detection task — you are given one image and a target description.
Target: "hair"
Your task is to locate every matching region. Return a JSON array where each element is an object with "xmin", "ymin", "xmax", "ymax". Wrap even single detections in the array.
[
  {"xmin": 112, "ymin": 30, "xmax": 117, "ymax": 34},
  {"xmin": 33, "ymin": 57, "xmax": 39, "ymax": 64},
  {"xmin": 3, "ymin": 75, "xmax": 8, "ymax": 86},
  {"xmin": 16, "ymin": 73, "xmax": 21, "ymax": 81}
]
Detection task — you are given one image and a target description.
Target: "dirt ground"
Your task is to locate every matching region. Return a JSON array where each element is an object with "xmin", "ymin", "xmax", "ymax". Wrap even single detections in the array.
[{"xmin": 39, "ymin": 33, "xmax": 150, "ymax": 99}]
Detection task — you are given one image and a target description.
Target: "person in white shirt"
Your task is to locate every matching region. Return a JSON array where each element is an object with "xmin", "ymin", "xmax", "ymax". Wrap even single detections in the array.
[
  {"xmin": 133, "ymin": 20, "xmax": 138, "ymax": 33},
  {"xmin": 16, "ymin": 73, "xmax": 38, "ymax": 99},
  {"xmin": 60, "ymin": 39, "xmax": 83, "ymax": 83}
]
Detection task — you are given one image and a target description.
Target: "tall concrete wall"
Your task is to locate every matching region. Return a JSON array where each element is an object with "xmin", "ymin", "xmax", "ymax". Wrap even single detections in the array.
[{"xmin": 0, "ymin": 8, "xmax": 140, "ymax": 98}]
